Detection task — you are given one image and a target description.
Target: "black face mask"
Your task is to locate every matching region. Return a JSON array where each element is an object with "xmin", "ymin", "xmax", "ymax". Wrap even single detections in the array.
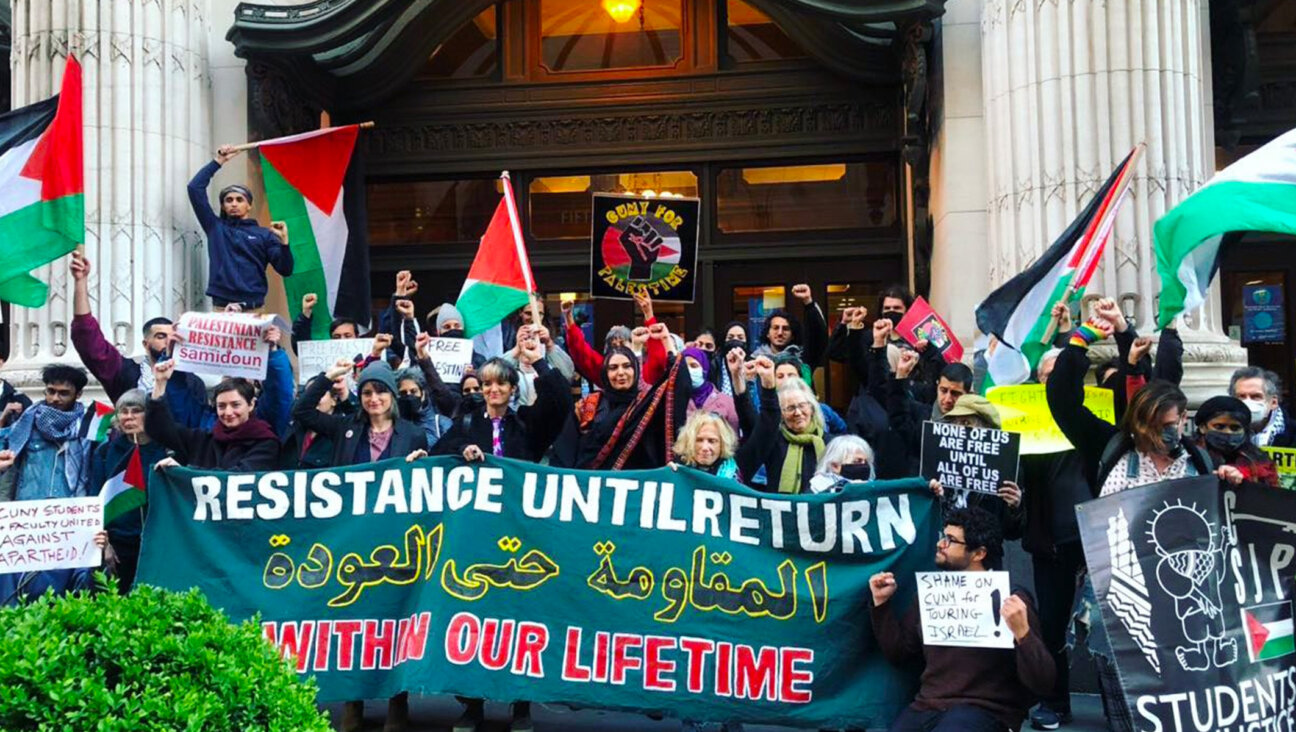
[
  {"xmin": 1204, "ymin": 430, "xmax": 1247, "ymax": 455},
  {"xmin": 724, "ymin": 339, "xmax": 746, "ymax": 353},
  {"xmin": 461, "ymin": 392, "xmax": 485, "ymax": 411},
  {"xmin": 840, "ymin": 463, "xmax": 872, "ymax": 482},
  {"xmin": 397, "ymin": 395, "xmax": 422, "ymax": 421},
  {"xmin": 882, "ymin": 312, "xmax": 904, "ymax": 327},
  {"xmin": 441, "ymin": 329, "xmax": 466, "ymax": 340}
]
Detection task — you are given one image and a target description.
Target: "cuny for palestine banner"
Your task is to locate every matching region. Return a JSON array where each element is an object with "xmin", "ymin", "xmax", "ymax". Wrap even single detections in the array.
[
  {"xmin": 136, "ymin": 457, "xmax": 937, "ymax": 729},
  {"xmin": 591, "ymin": 194, "xmax": 699, "ymax": 302}
]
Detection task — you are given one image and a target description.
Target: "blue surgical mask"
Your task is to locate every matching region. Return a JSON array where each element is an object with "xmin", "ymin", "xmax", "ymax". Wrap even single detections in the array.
[{"xmin": 688, "ymin": 366, "xmax": 705, "ymax": 388}]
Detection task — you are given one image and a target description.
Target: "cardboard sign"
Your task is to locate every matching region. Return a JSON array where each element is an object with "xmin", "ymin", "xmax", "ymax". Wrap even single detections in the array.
[
  {"xmin": 916, "ymin": 571, "xmax": 1014, "ymax": 649},
  {"xmin": 0, "ymin": 498, "xmax": 103, "ymax": 573},
  {"xmin": 987, "ymin": 384, "xmax": 1115, "ymax": 454},
  {"xmin": 919, "ymin": 421, "xmax": 1020, "ymax": 494},
  {"xmin": 422, "ymin": 337, "xmax": 473, "ymax": 384},
  {"xmin": 896, "ymin": 296, "xmax": 964, "ymax": 364},
  {"xmin": 1264, "ymin": 446, "xmax": 1296, "ymax": 490},
  {"xmin": 590, "ymin": 194, "xmax": 699, "ymax": 302},
  {"xmin": 297, "ymin": 338, "xmax": 376, "ymax": 384},
  {"xmin": 174, "ymin": 312, "xmax": 281, "ymax": 380}
]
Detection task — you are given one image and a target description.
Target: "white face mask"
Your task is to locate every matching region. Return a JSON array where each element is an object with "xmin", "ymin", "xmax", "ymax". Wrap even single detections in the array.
[
  {"xmin": 688, "ymin": 366, "xmax": 705, "ymax": 388},
  {"xmin": 1243, "ymin": 398, "xmax": 1271, "ymax": 427}
]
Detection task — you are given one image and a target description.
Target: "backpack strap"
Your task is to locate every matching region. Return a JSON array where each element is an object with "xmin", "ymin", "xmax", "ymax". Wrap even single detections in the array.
[{"xmin": 1095, "ymin": 432, "xmax": 1132, "ymax": 489}]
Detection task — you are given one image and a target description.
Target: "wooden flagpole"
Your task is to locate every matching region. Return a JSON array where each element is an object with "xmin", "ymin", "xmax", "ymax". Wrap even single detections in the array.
[{"xmin": 226, "ymin": 121, "xmax": 376, "ymax": 153}]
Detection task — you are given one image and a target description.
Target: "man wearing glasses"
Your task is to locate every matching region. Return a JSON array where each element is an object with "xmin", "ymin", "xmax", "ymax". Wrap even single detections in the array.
[{"xmin": 869, "ymin": 507, "xmax": 1055, "ymax": 732}]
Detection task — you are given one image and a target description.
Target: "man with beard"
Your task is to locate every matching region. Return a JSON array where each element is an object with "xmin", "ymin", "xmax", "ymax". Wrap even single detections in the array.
[
  {"xmin": 870, "ymin": 507, "xmax": 1054, "ymax": 732},
  {"xmin": 752, "ymin": 283, "xmax": 829, "ymax": 370},
  {"xmin": 70, "ymin": 251, "xmax": 211, "ymax": 428}
]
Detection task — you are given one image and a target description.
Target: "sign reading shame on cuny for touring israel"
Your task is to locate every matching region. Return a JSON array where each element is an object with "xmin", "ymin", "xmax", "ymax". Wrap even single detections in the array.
[
  {"xmin": 173, "ymin": 311, "xmax": 287, "ymax": 381},
  {"xmin": 916, "ymin": 571, "xmax": 1014, "ymax": 649},
  {"xmin": 0, "ymin": 497, "xmax": 102, "ymax": 574},
  {"xmin": 919, "ymin": 422, "xmax": 1020, "ymax": 495},
  {"xmin": 136, "ymin": 456, "xmax": 941, "ymax": 729},
  {"xmin": 1077, "ymin": 476, "xmax": 1296, "ymax": 732},
  {"xmin": 590, "ymin": 194, "xmax": 699, "ymax": 302}
]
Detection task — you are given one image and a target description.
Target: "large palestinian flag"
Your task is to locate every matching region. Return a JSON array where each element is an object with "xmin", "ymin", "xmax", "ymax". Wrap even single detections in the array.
[
  {"xmin": 975, "ymin": 147, "xmax": 1139, "ymax": 384},
  {"xmin": 0, "ymin": 57, "xmax": 83, "ymax": 307},
  {"xmin": 1155, "ymin": 127, "xmax": 1296, "ymax": 327},
  {"xmin": 259, "ymin": 125, "xmax": 370, "ymax": 339},
  {"xmin": 456, "ymin": 173, "xmax": 535, "ymax": 338}
]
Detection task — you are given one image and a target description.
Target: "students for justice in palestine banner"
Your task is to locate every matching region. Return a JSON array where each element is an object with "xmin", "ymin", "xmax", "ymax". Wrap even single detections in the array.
[
  {"xmin": 135, "ymin": 457, "xmax": 938, "ymax": 729},
  {"xmin": 591, "ymin": 194, "xmax": 699, "ymax": 302},
  {"xmin": 1076, "ymin": 476, "xmax": 1296, "ymax": 732}
]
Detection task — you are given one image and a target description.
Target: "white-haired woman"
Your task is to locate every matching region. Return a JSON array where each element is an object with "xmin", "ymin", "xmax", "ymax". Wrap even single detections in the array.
[
  {"xmin": 807, "ymin": 434, "xmax": 876, "ymax": 493},
  {"xmin": 670, "ymin": 411, "xmax": 741, "ymax": 481},
  {"xmin": 734, "ymin": 357, "xmax": 826, "ymax": 494}
]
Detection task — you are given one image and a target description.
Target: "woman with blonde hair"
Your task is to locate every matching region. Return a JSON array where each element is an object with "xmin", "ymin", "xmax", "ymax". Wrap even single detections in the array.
[{"xmin": 671, "ymin": 411, "xmax": 740, "ymax": 480}]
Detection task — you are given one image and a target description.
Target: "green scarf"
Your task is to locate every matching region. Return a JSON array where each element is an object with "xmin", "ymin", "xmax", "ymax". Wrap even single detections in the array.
[{"xmin": 778, "ymin": 425, "xmax": 825, "ymax": 494}]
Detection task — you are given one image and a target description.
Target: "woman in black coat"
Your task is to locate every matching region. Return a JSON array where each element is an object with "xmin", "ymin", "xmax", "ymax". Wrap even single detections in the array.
[
  {"xmin": 292, "ymin": 360, "xmax": 429, "ymax": 467},
  {"xmin": 146, "ymin": 362, "xmax": 279, "ymax": 472}
]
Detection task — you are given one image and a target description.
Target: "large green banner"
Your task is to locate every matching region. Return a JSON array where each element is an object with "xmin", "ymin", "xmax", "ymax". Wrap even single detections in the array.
[{"xmin": 136, "ymin": 457, "xmax": 938, "ymax": 728}]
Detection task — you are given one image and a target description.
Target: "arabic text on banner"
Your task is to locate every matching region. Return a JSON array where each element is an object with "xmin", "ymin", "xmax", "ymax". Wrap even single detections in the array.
[{"xmin": 136, "ymin": 457, "xmax": 939, "ymax": 729}]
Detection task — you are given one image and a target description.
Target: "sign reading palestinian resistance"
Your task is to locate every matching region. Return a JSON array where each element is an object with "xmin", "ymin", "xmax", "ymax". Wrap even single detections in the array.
[
  {"xmin": 896, "ymin": 296, "xmax": 964, "ymax": 364},
  {"xmin": 590, "ymin": 194, "xmax": 699, "ymax": 302},
  {"xmin": 174, "ymin": 311, "xmax": 288, "ymax": 381},
  {"xmin": 916, "ymin": 571, "xmax": 1014, "ymax": 649},
  {"xmin": 987, "ymin": 385, "xmax": 1115, "ymax": 455},
  {"xmin": 1264, "ymin": 447, "xmax": 1296, "ymax": 490},
  {"xmin": 136, "ymin": 457, "xmax": 939, "ymax": 729},
  {"xmin": 1076, "ymin": 477, "xmax": 1296, "ymax": 732},
  {"xmin": 0, "ymin": 497, "xmax": 102, "ymax": 573},
  {"xmin": 919, "ymin": 421, "xmax": 1020, "ymax": 495}
]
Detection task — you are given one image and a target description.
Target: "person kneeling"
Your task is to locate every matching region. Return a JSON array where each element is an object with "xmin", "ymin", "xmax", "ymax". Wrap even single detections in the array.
[{"xmin": 870, "ymin": 507, "xmax": 1054, "ymax": 732}]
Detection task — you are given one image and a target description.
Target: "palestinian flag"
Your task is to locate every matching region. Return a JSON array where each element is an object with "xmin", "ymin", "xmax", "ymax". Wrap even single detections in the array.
[
  {"xmin": 1155, "ymin": 127, "xmax": 1296, "ymax": 327},
  {"xmin": 101, "ymin": 446, "xmax": 146, "ymax": 526},
  {"xmin": 976, "ymin": 147, "xmax": 1140, "ymax": 381},
  {"xmin": 0, "ymin": 56, "xmax": 83, "ymax": 307},
  {"xmin": 85, "ymin": 401, "xmax": 114, "ymax": 442},
  {"xmin": 456, "ymin": 173, "xmax": 535, "ymax": 337},
  {"xmin": 259, "ymin": 125, "xmax": 370, "ymax": 339},
  {"xmin": 1242, "ymin": 601, "xmax": 1295, "ymax": 663}
]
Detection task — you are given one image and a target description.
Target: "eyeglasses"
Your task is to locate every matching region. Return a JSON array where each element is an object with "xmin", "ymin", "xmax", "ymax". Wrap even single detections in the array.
[
  {"xmin": 937, "ymin": 533, "xmax": 966, "ymax": 547},
  {"xmin": 781, "ymin": 402, "xmax": 813, "ymax": 415}
]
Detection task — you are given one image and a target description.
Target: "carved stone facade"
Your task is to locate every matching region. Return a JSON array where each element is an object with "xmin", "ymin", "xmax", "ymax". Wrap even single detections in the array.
[{"xmin": 6, "ymin": 0, "xmax": 212, "ymax": 393}]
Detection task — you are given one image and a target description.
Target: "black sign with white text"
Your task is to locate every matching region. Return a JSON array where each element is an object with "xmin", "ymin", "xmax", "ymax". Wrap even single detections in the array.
[{"xmin": 919, "ymin": 421, "xmax": 1020, "ymax": 495}]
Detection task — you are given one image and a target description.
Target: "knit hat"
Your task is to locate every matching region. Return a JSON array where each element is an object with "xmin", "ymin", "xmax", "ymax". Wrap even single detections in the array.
[
  {"xmin": 436, "ymin": 303, "xmax": 464, "ymax": 333},
  {"xmin": 218, "ymin": 184, "xmax": 253, "ymax": 205},
  {"xmin": 356, "ymin": 361, "xmax": 398, "ymax": 395},
  {"xmin": 942, "ymin": 394, "xmax": 1002, "ymax": 429}
]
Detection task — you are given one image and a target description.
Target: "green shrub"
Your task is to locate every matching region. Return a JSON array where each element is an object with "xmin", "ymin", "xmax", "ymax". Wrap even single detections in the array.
[{"xmin": 0, "ymin": 578, "xmax": 331, "ymax": 731}]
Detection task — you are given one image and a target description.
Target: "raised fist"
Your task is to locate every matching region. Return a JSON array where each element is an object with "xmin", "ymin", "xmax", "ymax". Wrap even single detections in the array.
[
  {"xmin": 619, "ymin": 216, "xmax": 664, "ymax": 281},
  {"xmin": 301, "ymin": 293, "xmax": 318, "ymax": 316}
]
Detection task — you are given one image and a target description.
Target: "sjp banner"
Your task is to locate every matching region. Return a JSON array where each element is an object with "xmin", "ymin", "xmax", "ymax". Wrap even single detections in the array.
[
  {"xmin": 1077, "ymin": 477, "xmax": 1296, "ymax": 732},
  {"xmin": 590, "ymin": 194, "xmax": 699, "ymax": 302},
  {"xmin": 135, "ymin": 457, "xmax": 938, "ymax": 729}
]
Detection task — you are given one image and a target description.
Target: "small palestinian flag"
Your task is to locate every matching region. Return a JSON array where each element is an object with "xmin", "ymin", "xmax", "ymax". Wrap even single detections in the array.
[
  {"xmin": 1243, "ymin": 601, "xmax": 1295, "ymax": 663},
  {"xmin": 456, "ymin": 173, "xmax": 536, "ymax": 338},
  {"xmin": 259, "ymin": 125, "xmax": 371, "ymax": 339},
  {"xmin": 0, "ymin": 56, "xmax": 83, "ymax": 306},
  {"xmin": 101, "ymin": 446, "xmax": 146, "ymax": 526},
  {"xmin": 85, "ymin": 401, "xmax": 114, "ymax": 442}
]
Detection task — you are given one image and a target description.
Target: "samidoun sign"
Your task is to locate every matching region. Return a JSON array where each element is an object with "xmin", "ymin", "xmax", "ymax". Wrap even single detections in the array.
[{"xmin": 591, "ymin": 194, "xmax": 699, "ymax": 302}]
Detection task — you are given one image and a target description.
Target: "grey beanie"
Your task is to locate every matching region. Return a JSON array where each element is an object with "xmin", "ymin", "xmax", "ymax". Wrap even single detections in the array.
[
  {"xmin": 436, "ymin": 303, "xmax": 464, "ymax": 333},
  {"xmin": 356, "ymin": 361, "xmax": 398, "ymax": 395},
  {"xmin": 218, "ymin": 184, "xmax": 254, "ymax": 205}
]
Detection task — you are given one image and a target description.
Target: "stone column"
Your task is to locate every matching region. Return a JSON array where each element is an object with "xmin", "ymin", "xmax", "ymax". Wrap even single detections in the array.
[
  {"xmin": 979, "ymin": 0, "xmax": 1245, "ymax": 404},
  {"xmin": 6, "ymin": 0, "xmax": 210, "ymax": 395}
]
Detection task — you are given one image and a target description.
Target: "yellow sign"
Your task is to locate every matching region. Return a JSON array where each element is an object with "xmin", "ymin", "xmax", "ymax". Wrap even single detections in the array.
[
  {"xmin": 986, "ymin": 384, "xmax": 1116, "ymax": 455},
  {"xmin": 1263, "ymin": 447, "xmax": 1296, "ymax": 490}
]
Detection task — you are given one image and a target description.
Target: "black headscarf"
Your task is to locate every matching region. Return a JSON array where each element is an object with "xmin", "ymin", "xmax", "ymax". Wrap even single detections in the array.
[{"xmin": 601, "ymin": 346, "xmax": 641, "ymax": 409}]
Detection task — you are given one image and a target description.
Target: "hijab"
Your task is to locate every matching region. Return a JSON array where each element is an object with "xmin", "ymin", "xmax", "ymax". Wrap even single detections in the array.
[
  {"xmin": 600, "ymin": 345, "xmax": 642, "ymax": 410},
  {"xmin": 682, "ymin": 347, "xmax": 715, "ymax": 408}
]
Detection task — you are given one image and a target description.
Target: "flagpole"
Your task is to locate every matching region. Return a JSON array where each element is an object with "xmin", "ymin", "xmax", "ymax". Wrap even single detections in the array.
[{"xmin": 226, "ymin": 121, "xmax": 376, "ymax": 153}]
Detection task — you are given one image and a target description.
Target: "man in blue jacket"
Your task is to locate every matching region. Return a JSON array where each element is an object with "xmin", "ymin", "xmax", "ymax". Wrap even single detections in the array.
[{"xmin": 188, "ymin": 144, "xmax": 293, "ymax": 310}]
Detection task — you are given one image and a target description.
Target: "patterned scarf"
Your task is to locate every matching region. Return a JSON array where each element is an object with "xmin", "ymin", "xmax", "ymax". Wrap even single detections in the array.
[
  {"xmin": 6, "ymin": 402, "xmax": 90, "ymax": 493},
  {"xmin": 777, "ymin": 424, "xmax": 825, "ymax": 494},
  {"xmin": 1255, "ymin": 405, "xmax": 1288, "ymax": 448}
]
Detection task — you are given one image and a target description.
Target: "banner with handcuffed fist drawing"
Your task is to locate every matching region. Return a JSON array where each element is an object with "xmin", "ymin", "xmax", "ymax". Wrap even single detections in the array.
[
  {"xmin": 135, "ymin": 457, "xmax": 938, "ymax": 728},
  {"xmin": 1077, "ymin": 477, "xmax": 1296, "ymax": 732}
]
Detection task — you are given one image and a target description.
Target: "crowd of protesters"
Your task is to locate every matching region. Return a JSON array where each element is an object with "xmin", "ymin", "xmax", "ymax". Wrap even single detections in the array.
[{"xmin": 0, "ymin": 152, "xmax": 1291, "ymax": 732}]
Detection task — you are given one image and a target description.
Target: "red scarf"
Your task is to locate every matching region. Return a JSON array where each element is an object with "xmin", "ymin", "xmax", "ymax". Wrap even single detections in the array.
[{"xmin": 213, "ymin": 417, "xmax": 277, "ymax": 444}]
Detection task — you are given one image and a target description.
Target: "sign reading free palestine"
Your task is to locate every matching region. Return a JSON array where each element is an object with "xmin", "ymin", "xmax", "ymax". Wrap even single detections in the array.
[{"xmin": 136, "ymin": 457, "xmax": 938, "ymax": 729}]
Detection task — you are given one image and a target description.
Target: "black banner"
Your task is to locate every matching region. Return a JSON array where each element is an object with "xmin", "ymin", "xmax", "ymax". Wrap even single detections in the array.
[
  {"xmin": 1077, "ymin": 477, "xmax": 1296, "ymax": 732},
  {"xmin": 590, "ymin": 194, "xmax": 699, "ymax": 302},
  {"xmin": 919, "ymin": 421, "xmax": 1020, "ymax": 495}
]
